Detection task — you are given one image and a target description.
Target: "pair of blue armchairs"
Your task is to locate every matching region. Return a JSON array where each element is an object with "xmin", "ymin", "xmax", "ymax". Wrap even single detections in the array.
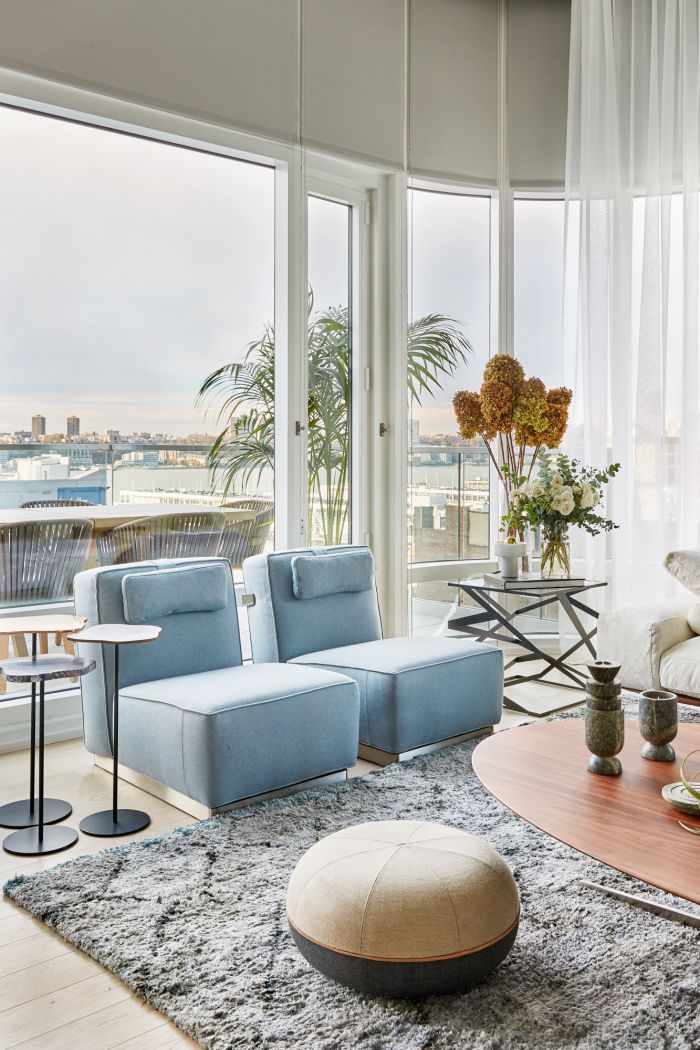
[{"xmin": 73, "ymin": 546, "xmax": 503, "ymax": 815}]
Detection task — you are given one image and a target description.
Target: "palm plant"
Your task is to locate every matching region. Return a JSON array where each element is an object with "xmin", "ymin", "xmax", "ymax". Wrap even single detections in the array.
[{"xmin": 197, "ymin": 296, "xmax": 472, "ymax": 544}]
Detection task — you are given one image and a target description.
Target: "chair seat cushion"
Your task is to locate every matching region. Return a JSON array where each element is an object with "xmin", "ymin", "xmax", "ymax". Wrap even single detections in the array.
[
  {"xmin": 660, "ymin": 635, "xmax": 700, "ymax": 698},
  {"xmin": 118, "ymin": 663, "xmax": 360, "ymax": 807},
  {"xmin": 291, "ymin": 637, "xmax": 503, "ymax": 755}
]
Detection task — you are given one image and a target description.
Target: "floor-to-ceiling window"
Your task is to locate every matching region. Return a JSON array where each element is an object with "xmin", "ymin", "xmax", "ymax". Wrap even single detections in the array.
[
  {"xmin": 306, "ymin": 195, "xmax": 353, "ymax": 546},
  {"xmin": 407, "ymin": 187, "xmax": 493, "ymax": 630},
  {"xmin": 0, "ymin": 104, "xmax": 276, "ymax": 520}
]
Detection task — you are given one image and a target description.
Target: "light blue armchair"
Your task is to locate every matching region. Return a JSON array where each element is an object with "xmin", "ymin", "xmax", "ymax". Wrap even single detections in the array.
[
  {"xmin": 73, "ymin": 558, "xmax": 360, "ymax": 816},
  {"xmin": 243, "ymin": 546, "xmax": 503, "ymax": 764}
]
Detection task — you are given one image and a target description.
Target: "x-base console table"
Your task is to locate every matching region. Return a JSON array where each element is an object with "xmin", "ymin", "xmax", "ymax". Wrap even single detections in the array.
[{"xmin": 448, "ymin": 577, "xmax": 607, "ymax": 711}]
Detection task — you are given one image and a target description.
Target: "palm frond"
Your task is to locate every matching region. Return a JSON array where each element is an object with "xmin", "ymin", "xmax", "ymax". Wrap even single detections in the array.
[{"xmin": 197, "ymin": 297, "xmax": 472, "ymax": 539}]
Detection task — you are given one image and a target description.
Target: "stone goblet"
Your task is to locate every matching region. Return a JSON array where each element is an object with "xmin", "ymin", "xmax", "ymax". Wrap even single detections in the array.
[
  {"xmin": 585, "ymin": 708, "xmax": 624, "ymax": 775},
  {"xmin": 638, "ymin": 689, "xmax": 678, "ymax": 762}
]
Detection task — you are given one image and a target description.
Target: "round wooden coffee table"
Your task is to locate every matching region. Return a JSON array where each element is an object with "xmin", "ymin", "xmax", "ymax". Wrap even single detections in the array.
[{"xmin": 473, "ymin": 718, "xmax": 700, "ymax": 906}]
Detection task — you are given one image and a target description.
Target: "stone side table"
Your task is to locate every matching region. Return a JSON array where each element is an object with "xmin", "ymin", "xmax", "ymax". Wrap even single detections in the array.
[
  {"xmin": 1, "ymin": 652, "xmax": 95, "ymax": 856},
  {"xmin": 68, "ymin": 623, "xmax": 161, "ymax": 837},
  {"xmin": 0, "ymin": 614, "xmax": 86, "ymax": 830}
]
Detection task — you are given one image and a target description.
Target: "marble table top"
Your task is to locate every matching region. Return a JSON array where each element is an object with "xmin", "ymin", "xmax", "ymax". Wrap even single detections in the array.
[{"xmin": 0, "ymin": 654, "xmax": 96, "ymax": 683}]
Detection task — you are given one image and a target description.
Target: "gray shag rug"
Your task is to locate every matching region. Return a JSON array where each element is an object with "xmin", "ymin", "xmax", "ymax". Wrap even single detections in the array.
[{"xmin": 5, "ymin": 701, "xmax": 700, "ymax": 1050}]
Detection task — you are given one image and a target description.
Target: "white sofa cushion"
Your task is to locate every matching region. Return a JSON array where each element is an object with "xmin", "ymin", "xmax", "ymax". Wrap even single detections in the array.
[
  {"xmin": 660, "ymin": 635, "xmax": 700, "ymax": 699},
  {"xmin": 597, "ymin": 598, "xmax": 693, "ymax": 691},
  {"xmin": 688, "ymin": 604, "xmax": 700, "ymax": 635},
  {"xmin": 664, "ymin": 549, "xmax": 700, "ymax": 597}
]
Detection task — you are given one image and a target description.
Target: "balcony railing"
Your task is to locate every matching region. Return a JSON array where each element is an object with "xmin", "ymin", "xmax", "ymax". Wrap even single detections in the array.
[{"xmin": 0, "ymin": 441, "xmax": 265, "ymax": 509}]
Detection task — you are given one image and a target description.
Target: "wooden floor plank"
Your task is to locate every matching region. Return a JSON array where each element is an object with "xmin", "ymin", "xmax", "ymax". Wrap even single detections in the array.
[
  {"xmin": 0, "ymin": 973, "xmax": 131, "ymax": 1049},
  {"xmin": 11, "ymin": 997, "xmax": 174, "ymax": 1050},
  {"xmin": 0, "ymin": 951, "xmax": 97, "ymax": 1012},
  {"xmin": 0, "ymin": 912, "xmax": 46, "ymax": 947},
  {"xmin": 0, "ymin": 933, "xmax": 73, "ymax": 980},
  {"xmin": 114, "ymin": 1020, "xmax": 200, "ymax": 1048}
]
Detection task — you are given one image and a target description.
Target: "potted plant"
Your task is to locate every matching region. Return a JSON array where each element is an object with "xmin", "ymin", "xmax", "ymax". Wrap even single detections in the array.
[{"xmin": 453, "ymin": 355, "xmax": 573, "ymax": 573}]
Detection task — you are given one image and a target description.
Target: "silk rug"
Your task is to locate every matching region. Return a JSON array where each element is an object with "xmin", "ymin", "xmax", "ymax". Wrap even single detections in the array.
[{"xmin": 5, "ymin": 701, "xmax": 700, "ymax": 1050}]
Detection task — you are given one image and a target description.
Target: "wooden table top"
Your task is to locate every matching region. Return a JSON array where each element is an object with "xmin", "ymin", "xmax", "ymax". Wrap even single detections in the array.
[
  {"xmin": 68, "ymin": 623, "xmax": 161, "ymax": 645},
  {"xmin": 0, "ymin": 503, "xmax": 256, "ymax": 533},
  {"xmin": 473, "ymin": 718, "xmax": 700, "ymax": 905},
  {"xmin": 0, "ymin": 614, "xmax": 86, "ymax": 636}
]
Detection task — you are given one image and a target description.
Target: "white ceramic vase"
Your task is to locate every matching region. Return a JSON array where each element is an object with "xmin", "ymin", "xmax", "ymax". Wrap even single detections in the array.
[{"xmin": 494, "ymin": 540, "xmax": 527, "ymax": 579}]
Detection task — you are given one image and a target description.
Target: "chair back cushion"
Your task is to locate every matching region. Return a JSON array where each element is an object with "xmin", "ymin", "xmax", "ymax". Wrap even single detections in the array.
[
  {"xmin": 292, "ymin": 549, "xmax": 374, "ymax": 600},
  {"xmin": 74, "ymin": 557, "xmax": 241, "ymax": 756},
  {"xmin": 122, "ymin": 562, "xmax": 229, "ymax": 623},
  {"xmin": 243, "ymin": 545, "xmax": 382, "ymax": 663}
]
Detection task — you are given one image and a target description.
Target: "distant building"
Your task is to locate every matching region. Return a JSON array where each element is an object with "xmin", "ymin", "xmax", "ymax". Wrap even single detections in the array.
[
  {"xmin": 104, "ymin": 429, "xmax": 121, "ymax": 443},
  {"xmin": 16, "ymin": 454, "xmax": 70, "ymax": 481},
  {"xmin": 409, "ymin": 419, "xmax": 420, "ymax": 446},
  {"xmin": 31, "ymin": 414, "xmax": 46, "ymax": 439},
  {"xmin": 67, "ymin": 415, "xmax": 80, "ymax": 437}
]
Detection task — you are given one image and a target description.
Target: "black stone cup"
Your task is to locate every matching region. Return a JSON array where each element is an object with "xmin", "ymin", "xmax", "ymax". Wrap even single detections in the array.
[{"xmin": 639, "ymin": 689, "xmax": 678, "ymax": 762}]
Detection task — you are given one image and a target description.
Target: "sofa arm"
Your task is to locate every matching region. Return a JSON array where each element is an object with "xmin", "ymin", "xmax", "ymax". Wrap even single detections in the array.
[{"xmin": 597, "ymin": 599, "xmax": 694, "ymax": 692}]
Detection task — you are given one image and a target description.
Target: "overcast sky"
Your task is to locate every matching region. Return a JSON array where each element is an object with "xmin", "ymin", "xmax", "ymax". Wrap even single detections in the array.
[{"xmin": 0, "ymin": 105, "xmax": 566, "ymax": 439}]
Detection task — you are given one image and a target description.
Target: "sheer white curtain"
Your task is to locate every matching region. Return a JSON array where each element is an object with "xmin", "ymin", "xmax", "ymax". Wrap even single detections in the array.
[{"xmin": 564, "ymin": 0, "xmax": 700, "ymax": 606}]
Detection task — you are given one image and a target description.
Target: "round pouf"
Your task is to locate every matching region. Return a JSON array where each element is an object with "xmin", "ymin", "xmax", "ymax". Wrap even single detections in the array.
[{"xmin": 286, "ymin": 819, "xmax": 519, "ymax": 998}]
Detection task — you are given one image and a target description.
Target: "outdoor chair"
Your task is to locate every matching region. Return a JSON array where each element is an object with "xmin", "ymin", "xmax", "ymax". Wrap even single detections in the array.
[
  {"xmin": 0, "ymin": 518, "xmax": 94, "ymax": 691},
  {"xmin": 21, "ymin": 498, "xmax": 94, "ymax": 508},
  {"xmin": 219, "ymin": 498, "xmax": 274, "ymax": 567},
  {"xmin": 97, "ymin": 510, "xmax": 225, "ymax": 566}
]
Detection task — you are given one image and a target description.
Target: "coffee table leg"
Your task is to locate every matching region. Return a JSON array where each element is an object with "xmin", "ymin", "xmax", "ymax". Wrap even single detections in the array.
[
  {"xmin": 80, "ymin": 643, "xmax": 150, "ymax": 838},
  {"xmin": 2, "ymin": 677, "xmax": 78, "ymax": 856},
  {"xmin": 0, "ymin": 635, "xmax": 73, "ymax": 831}
]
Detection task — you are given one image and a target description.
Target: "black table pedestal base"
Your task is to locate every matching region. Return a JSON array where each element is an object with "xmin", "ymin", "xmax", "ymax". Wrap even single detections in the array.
[
  {"xmin": 0, "ymin": 798, "xmax": 72, "ymax": 830},
  {"xmin": 3, "ymin": 824, "xmax": 78, "ymax": 856},
  {"xmin": 80, "ymin": 808, "xmax": 150, "ymax": 837}
]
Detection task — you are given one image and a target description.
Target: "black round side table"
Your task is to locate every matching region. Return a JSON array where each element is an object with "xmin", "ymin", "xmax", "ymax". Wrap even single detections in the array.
[
  {"xmin": 0, "ymin": 614, "xmax": 86, "ymax": 830},
  {"xmin": 68, "ymin": 623, "xmax": 161, "ymax": 837},
  {"xmin": 1, "ymin": 653, "xmax": 95, "ymax": 856}
]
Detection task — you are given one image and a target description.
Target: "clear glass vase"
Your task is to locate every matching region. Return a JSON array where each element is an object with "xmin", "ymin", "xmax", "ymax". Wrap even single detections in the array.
[{"xmin": 541, "ymin": 524, "xmax": 571, "ymax": 577}]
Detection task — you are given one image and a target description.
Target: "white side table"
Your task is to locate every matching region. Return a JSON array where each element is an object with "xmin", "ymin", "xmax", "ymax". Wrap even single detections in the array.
[{"xmin": 68, "ymin": 623, "xmax": 161, "ymax": 837}]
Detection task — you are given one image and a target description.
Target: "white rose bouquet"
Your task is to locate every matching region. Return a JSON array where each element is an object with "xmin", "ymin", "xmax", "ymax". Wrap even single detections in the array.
[{"xmin": 503, "ymin": 451, "xmax": 620, "ymax": 576}]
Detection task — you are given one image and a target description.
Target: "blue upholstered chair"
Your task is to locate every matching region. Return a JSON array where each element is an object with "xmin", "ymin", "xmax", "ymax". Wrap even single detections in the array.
[
  {"xmin": 73, "ymin": 558, "xmax": 360, "ymax": 816},
  {"xmin": 243, "ymin": 546, "xmax": 503, "ymax": 764}
]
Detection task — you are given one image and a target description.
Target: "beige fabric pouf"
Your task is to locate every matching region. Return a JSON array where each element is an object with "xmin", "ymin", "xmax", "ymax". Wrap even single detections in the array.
[{"xmin": 286, "ymin": 819, "xmax": 519, "ymax": 997}]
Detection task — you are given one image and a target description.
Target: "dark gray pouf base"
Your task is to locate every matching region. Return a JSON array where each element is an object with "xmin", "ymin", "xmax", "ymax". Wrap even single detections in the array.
[{"xmin": 290, "ymin": 922, "xmax": 519, "ymax": 998}]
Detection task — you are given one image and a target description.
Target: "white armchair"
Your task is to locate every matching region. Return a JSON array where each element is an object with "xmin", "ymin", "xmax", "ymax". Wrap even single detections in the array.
[{"xmin": 597, "ymin": 598, "xmax": 697, "ymax": 696}]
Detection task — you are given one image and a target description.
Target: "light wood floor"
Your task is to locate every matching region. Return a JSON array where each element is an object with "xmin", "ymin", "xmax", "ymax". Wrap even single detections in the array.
[{"xmin": 0, "ymin": 707, "xmax": 541, "ymax": 1049}]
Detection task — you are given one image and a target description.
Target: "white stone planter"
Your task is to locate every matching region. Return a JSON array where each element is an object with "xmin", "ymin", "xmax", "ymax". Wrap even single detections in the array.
[{"xmin": 494, "ymin": 540, "xmax": 527, "ymax": 579}]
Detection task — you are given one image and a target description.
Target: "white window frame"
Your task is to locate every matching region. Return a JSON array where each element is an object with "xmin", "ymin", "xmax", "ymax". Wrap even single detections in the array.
[
  {"xmin": 403, "ymin": 178, "xmax": 501, "ymax": 630},
  {"xmin": 0, "ymin": 69, "xmax": 396, "ymax": 611}
]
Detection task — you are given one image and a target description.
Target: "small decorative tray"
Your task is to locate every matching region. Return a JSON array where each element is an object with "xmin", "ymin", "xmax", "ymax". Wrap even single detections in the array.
[{"xmin": 662, "ymin": 781, "xmax": 700, "ymax": 815}]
